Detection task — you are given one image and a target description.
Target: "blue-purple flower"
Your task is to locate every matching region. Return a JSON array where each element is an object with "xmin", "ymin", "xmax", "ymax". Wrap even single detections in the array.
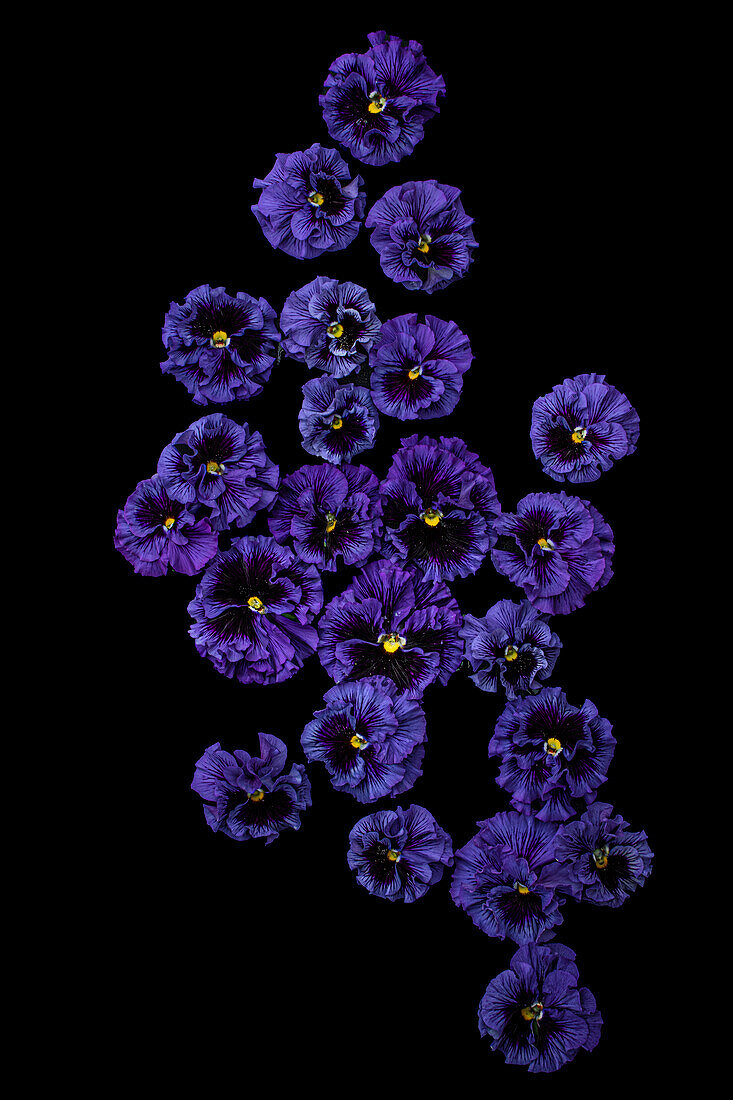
[
  {"xmin": 369, "ymin": 314, "xmax": 473, "ymax": 420},
  {"xmin": 531, "ymin": 373, "xmax": 640, "ymax": 483},
  {"xmin": 491, "ymin": 492, "xmax": 614, "ymax": 615},
  {"xmin": 280, "ymin": 277, "xmax": 381, "ymax": 377},
  {"xmin": 191, "ymin": 734, "xmax": 310, "ymax": 843},
  {"xmin": 298, "ymin": 377, "xmax": 379, "ymax": 464},
  {"xmin": 188, "ymin": 535, "xmax": 323, "ymax": 686},
  {"xmin": 554, "ymin": 802, "xmax": 653, "ymax": 907},
  {"xmin": 319, "ymin": 31, "xmax": 445, "ymax": 167},
  {"xmin": 301, "ymin": 677, "xmax": 427, "ymax": 802},
  {"xmin": 347, "ymin": 805, "xmax": 453, "ymax": 901},
  {"xmin": 461, "ymin": 600, "xmax": 562, "ymax": 699},
  {"xmin": 161, "ymin": 285, "xmax": 280, "ymax": 404},
  {"xmin": 365, "ymin": 180, "xmax": 476, "ymax": 293},
  {"xmin": 114, "ymin": 475, "xmax": 218, "ymax": 577},
  {"xmin": 251, "ymin": 144, "xmax": 366, "ymax": 258},
  {"xmin": 478, "ymin": 942, "xmax": 602, "ymax": 1073}
]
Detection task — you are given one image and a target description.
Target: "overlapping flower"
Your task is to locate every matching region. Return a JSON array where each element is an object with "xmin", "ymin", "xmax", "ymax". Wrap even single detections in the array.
[
  {"xmin": 280, "ymin": 276, "xmax": 381, "ymax": 377},
  {"xmin": 298, "ymin": 377, "xmax": 379, "ymax": 464},
  {"xmin": 461, "ymin": 600, "xmax": 562, "ymax": 699},
  {"xmin": 369, "ymin": 314, "xmax": 473, "ymax": 420},
  {"xmin": 347, "ymin": 805, "xmax": 453, "ymax": 901},
  {"xmin": 554, "ymin": 802, "xmax": 653, "ymax": 907},
  {"xmin": 114, "ymin": 475, "xmax": 218, "ymax": 577}
]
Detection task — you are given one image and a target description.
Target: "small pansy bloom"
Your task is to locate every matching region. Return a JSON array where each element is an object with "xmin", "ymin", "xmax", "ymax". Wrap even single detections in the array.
[
  {"xmin": 366, "ymin": 180, "xmax": 477, "ymax": 293},
  {"xmin": 298, "ymin": 377, "xmax": 379, "ymax": 464},
  {"xmin": 531, "ymin": 373, "xmax": 640, "ymax": 484},
  {"xmin": 369, "ymin": 314, "xmax": 473, "ymax": 420},
  {"xmin": 157, "ymin": 413, "xmax": 279, "ymax": 532},
  {"xmin": 319, "ymin": 31, "xmax": 445, "ymax": 167},
  {"xmin": 491, "ymin": 492, "xmax": 614, "ymax": 615},
  {"xmin": 251, "ymin": 143, "xmax": 366, "ymax": 259},
  {"xmin": 460, "ymin": 600, "xmax": 562, "ymax": 699},
  {"xmin": 301, "ymin": 677, "xmax": 427, "ymax": 803},
  {"xmin": 280, "ymin": 276, "xmax": 381, "ymax": 378},
  {"xmin": 191, "ymin": 734, "xmax": 310, "ymax": 844},
  {"xmin": 188, "ymin": 535, "xmax": 323, "ymax": 686},
  {"xmin": 478, "ymin": 942, "xmax": 602, "ymax": 1073},
  {"xmin": 161, "ymin": 284, "xmax": 280, "ymax": 404},
  {"xmin": 347, "ymin": 805, "xmax": 453, "ymax": 901},
  {"xmin": 489, "ymin": 687, "xmax": 616, "ymax": 822},
  {"xmin": 114, "ymin": 475, "xmax": 218, "ymax": 577},
  {"xmin": 318, "ymin": 558, "xmax": 464, "ymax": 698},
  {"xmin": 554, "ymin": 802, "xmax": 653, "ymax": 907}
]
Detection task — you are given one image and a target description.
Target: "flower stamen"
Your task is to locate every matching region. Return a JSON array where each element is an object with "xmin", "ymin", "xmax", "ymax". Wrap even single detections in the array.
[
  {"xmin": 248, "ymin": 596, "xmax": 266, "ymax": 613},
  {"xmin": 350, "ymin": 732, "xmax": 368, "ymax": 750},
  {"xmin": 368, "ymin": 92, "xmax": 387, "ymax": 114},
  {"xmin": 327, "ymin": 322, "xmax": 344, "ymax": 339},
  {"xmin": 504, "ymin": 644, "xmax": 519, "ymax": 661},
  {"xmin": 331, "ymin": 415, "xmax": 343, "ymax": 430},
  {"xmin": 211, "ymin": 330, "xmax": 230, "ymax": 348},
  {"xmin": 571, "ymin": 426, "xmax": 588, "ymax": 444},
  {"xmin": 248, "ymin": 788, "xmax": 265, "ymax": 802},
  {"xmin": 593, "ymin": 845, "xmax": 610, "ymax": 869},
  {"xmin": 325, "ymin": 512, "xmax": 337, "ymax": 534},
  {"xmin": 206, "ymin": 460, "xmax": 223, "ymax": 475},
  {"xmin": 544, "ymin": 737, "xmax": 562, "ymax": 757},
  {"xmin": 521, "ymin": 1002, "xmax": 544, "ymax": 1022},
  {"xmin": 386, "ymin": 847, "xmax": 401, "ymax": 862},
  {"xmin": 421, "ymin": 507, "xmax": 443, "ymax": 527},
  {"xmin": 308, "ymin": 191, "xmax": 325, "ymax": 206},
  {"xmin": 417, "ymin": 234, "xmax": 432, "ymax": 253},
  {"xmin": 408, "ymin": 365, "xmax": 423, "ymax": 380},
  {"xmin": 379, "ymin": 632, "xmax": 406, "ymax": 654},
  {"xmin": 163, "ymin": 515, "xmax": 175, "ymax": 530}
]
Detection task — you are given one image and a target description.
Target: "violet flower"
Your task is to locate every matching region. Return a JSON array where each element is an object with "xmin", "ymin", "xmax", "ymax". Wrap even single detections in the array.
[
  {"xmin": 460, "ymin": 600, "xmax": 562, "ymax": 699},
  {"xmin": 114, "ymin": 475, "xmax": 218, "ymax": 577},
  {"xmin": 347, "ymin": 805, "xmax": 453, "ymax": 901},
  {"xmin": 554, "ymin": 802, "xmax": 653, "ymax": 906},
  {"xmin": 280, "ymin": 276, "xmax": 381, "ymax": 377},
  {"xmin": 298, "ymin": 377, "xmax": 379, "ymax": 464},
  {"xmin": 369, "ymin": 314, "xmax": 473, "ymax": 420}
]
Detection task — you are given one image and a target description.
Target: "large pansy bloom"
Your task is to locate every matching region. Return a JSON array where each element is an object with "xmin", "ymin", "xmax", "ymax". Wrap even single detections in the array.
[
  {"xmin": 301, "ymin": 677, "xmax": 426, "ymax": 803},
  {"xmin": 319, "ymin": 31, "xmax": 445, "ymax": 167},
  {"xmin": 188, "ymin": 535, "xmax": 323, "ymax": 686},
  {"xmin": 531, "ymin": 373, "xmax": 640, "ymax": 483},
  {"xmin": 191, "ymin": 734, "xmax": 310, "ymax": 844},
  {"xmin": 554, "ymin": 802, "xmax": 653, "ymax": 907},
  {"xmin": 366, "ymin": 180, "xmax": 476, "ymax": 293},
  {"xmin": 478, "ymin": 942, "xmax": 602, "ymax": 1073},
  {"xmin": 491, "ymin": 492, "xmax": 614, "ymax": 614},
  {"xmin": 251, "ymin": 144, "xmax": 366, "ymax": 258},
  {"xmin": 490, "ymin": 687, "xmax": 616, "ymax": 822},
  {"xmin": 318, "ymin": 558, "xmax": 463, "ymax": 698},
  {"xmin": 280, "ymin": 276, "xmax": 381, "ymax": 377},
  {"xmin": 347, "ymin": 805, "xmax": 453, "ymax": 901},
  {"xmin": 461, "ymin": 600, "xmax": 562, "ymax": 699},
  {"xmin": 114, "ymin": 475, "xmax": 218, "ymax": 577},
  {"xmin": 268, "ymin": 463, "xmax": 382, "ymax": 572},
  {"xmin": 161, "ymin": 285, "xmax": 280, "ymax": 404},
  {"xmin": 450, "ymin": 811, "xmax": 567, "ymax": 944},
  {"xmin": 369, "ymin": 314, "xmax": 473, "ymax": 420},
  {"xmin": 157, "ymin": 414, "xmax": 279, "ymax": 532},
  {"xmin": 298, "ymin": 377, "xmax": 379, "ymax": 464},
  {"xmin": 380, "ymin": 435, "xmax": 500, "ymax": 581}
]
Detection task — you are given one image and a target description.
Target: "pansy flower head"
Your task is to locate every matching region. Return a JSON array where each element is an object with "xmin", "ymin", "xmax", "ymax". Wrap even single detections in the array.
[
  {"xmin": 369, "ymin": 314, "xmax": 473, "ymax": 420},
  {"xmin": 161, "ymin": 284, "xmax": 280, "ymax": 404},
  {"xmin": 298, "ymin": 377, "xmax": 379, "ymax": 465},
  {"xmin": 531, "ymin": 373, "xmax": 640, "ymax": 483},
  {"xmin": 461, "ymin": 600, "xmax": 562, "ymax": 699},
  {"xmin": 251, "ymin": 144, "xmax": 366, "ymax": 259},
  {"xmin": 366, "ymin": 180, "xmax": 477, "ymax": 293},
  {"xmin": 280, "ymin": 276, "xmax": 381, "ymax": 378},
  {"xmin": 114, "ymin": 475, "xmax": 218, "ymax": 577},
  {"xmin": 320, "ymin": 31, "xmax": 445, "ymax": 167},
  {"xmin": 301, "ymin": 676, "xmax": 427, "ymax": 803},
  {"xmin": 191, "ymin": 734, "xmax": 310, "ymax": 844},
  {"xmin": 491, "ymin": 492, "xmax": 614, "ymax": 615},
  {"xmin": 347, "ymin": 804, "xmax": 453, "ymax": 901},
  {"xmin": 554, "ymin": 802, "xmax": 653, "ymax": 907},
  {"xmin": 188, "ymin": 535, "xmax": 323, "ymax": 686}
]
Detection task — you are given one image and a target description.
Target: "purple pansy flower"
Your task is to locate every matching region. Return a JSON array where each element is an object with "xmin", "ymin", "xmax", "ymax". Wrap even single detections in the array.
[
  {"xmin": 114, "ymin": 475, "xmax": 218, "ymax": 577},
  {"xmin": 554, "ymin": 802, "xmax": 653, "ymax": 907},
  {"xmin": 251, "ymin": 144, "xmax": 366, "ymax": 259},
  {"xmin": 280, "ymin": 276, "xmax": 381, "ymax": 378},
  {"xmin": 191, "ymin": 734, "xmax": 310, "ymax": 844},
  {"xmin": 161, "ymin": 284, "xmax": 280, "ymax": 404},
  {"xmin": 347, "ymin": 804, "xmax": 453, "ymax": 902},
  {"xmin": 369, "ymin": 314, "xmax": 473, "ymax": 420},
  {"xmin": 188, "ymin": 535, "xmax": 323, "ymax": 686},
  {"xmin": 319, "ymin": 31, "xmax": 445, "ymax": 167},
  {"xmin": 478, "ymin": 942, "xmax": 602, "ymax": 1073},
  {"xmin": 318, "ymin": 558, "xmax": 464, "ymax": 698},
  {"xmin": 460, "ymin": 600, "xmax": 562, "ymax": 699},
  {"xmin": 491, "ymin": 492, "xmax": 614, "ymax": 614},
  {"xmin": 301, "ymin": 677, "xmax": 427, "ymax": 803},
  {"xmin": 366, "ymin": 180, "xmax": 477, "ymax": 293},
  {"xmin": 298, "ymin": 377, "xmax": 379, "ymax": 464},
  {"xmin": 531, "ymin": 373, "xmax": 640, "ymax": 483}
]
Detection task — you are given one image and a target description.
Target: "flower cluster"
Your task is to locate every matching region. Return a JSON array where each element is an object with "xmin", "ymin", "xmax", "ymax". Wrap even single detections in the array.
[
  {"xmin": 280, "ymin": 276, "xmax": 381, "ymax": 377},
  {"xmin": 298, "ymin": 377, "xmax": 379, "ymax": 464},
  {"xmin": 460, "ymin": 600, "xmax": 562, "ymax": 699},
  {"xmin": 347, "ymin": 805, "xmax": 453, "ymax": 901},
  {"xmin": 369, "ymin": 314, "xmax": 473, "ymax": 420}
]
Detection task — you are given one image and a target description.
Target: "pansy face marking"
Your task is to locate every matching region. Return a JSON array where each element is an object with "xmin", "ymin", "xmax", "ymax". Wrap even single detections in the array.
[
  {"xmin": 211, "ymin": 330, "xmax": 230, "ymax": 348},
  {"xmin": 368, "ymin": 91, "xmax": 387, "ymax": 114},
  {"xmin": 248, "ymin": 596, "xmax": 266, "ymax": 613},
  {"xmin": 379, "ymin": 631, "xmax": 406, "ymax": 654},
  {"xmin": 420, "ymin": 507, "xmax": 443, "ymax": 527},
  {"xmin": 544, "ymin": 736, "xmax": 562, "ymax": 757},
  {"xmin": 571, "ymin": 426, "xmax": 587, "ymax": 444}
]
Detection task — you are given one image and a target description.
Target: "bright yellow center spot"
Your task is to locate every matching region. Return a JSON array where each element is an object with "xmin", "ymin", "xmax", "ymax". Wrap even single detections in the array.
[
  {"xmin": 505, "ymin": 645, "xmax": 518, "ymax": 661},
  {"xmin": 327, "ymin": 322, "xmax": 344, "ymax": 339},
  {"xmin": 325, "ymin": 513, "xmax": 337, "ymax": 534},
  {"xmin": 368, "ymin": 93, "xmax": 387, "ymax": 113},
  {"xmin": 248, "ymin": 596, "xmax": 265, "ymax": 612},
  {"xmin": 381, "ymin": 633, "xmax": 405, "ymax": 654},
  {"xmin": 308, "ymin": 191, "xmax": 325, "ymax": 206},
  {"xmin": 350, "ymin": 733, "xmax": 368, "ymax": 750},
  {"xmin": 571, "ymin": 426, "xmax": 587, "ymax": 444},
  {"xmin": 516, "ymin": 883, "xmax": 530, "ymax": 895},
  {"xmin": 537, "ymin": 537, "xmax": 550, "ymax": 549},
  {"xmin": 408, "ymin": 366, "xmax": 422, "ymax": 380},
  {"xmin": 593, "ymin": 847, "xmax": 610, "ymax": 869},
  {"xmin": 331, "ymin": 415, "xmax": 343, "ymax": 430},
  {"xmin": 387, "ymin": 848, "xmax": 401, "ymax": 862},
  {"xmin": 249, "ymin": 788, "xmax": 265, "ymax": 802},
  {"xmin": 212, "ymin": 330, "xmax": 228, "ymax": 347},
  {"xmin": 422, "ymin": 508, "xmax": 442, "ymax": 527},
  {"xmin": 521, "ymin": 1002, "xmax": 543, "ymax": 1021},
  {"xmin": 163, "ymin": 515, "xmax": 175, "ymax": 530},
  {"xmin": 417, "ymin": 235, "xmax": 431, "ymax": 253},
  {"xmin": 545, "ymin": 737, "xmax": 562, "ymax": 756},
  {"xmin": 206, "ymin": 460, "xmax": 222, "ymax": 475}
]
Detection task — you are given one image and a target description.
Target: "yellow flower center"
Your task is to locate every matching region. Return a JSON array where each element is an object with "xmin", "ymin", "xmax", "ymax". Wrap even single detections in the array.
[
  {"xmin": 545, "ymin": 737, "xmax": 562, "ymax": 757},
  {"xmin": 206, "ymin": 460, "xmax": 223, "ymax": 475},
  {"xmin": 571, "ymin": 426, "xmax": 587, "ymax": 444},
  {"xmin": 248, "ymin": 596, "xmax": 265, "ymax": 613},
  {"xmin": 163, "ymin": 515, "xmax": 175, "ymax": 530},
  {"xmin": 350, "ymin": 733, "xmax": 368, "ymax": 750},
  {"xmin": 380, "ymin": 632, "xmax": 406, "ymax": 654},
  {"xmin": 327, "ymin": 322, "xmax": 344, "ymax": 339},
  {"xmin": 537, "ymin": 537, "xmax": 551, "ymax": 549},
  {"xmin": 408, "ymin": 365, "xmax": 423, "ymax": 380},
  {"xmin": 368, "ymin": 93, "xmax": 387, "ymax": 114},
  {"xmin": 387, "ymin": 848, "xmax": 401, "ymax": 862},
  {"xmin": 249, "ymin": 788, "xmax": 265, "ymax": 802},
  {"xmin": 325, "ymin": 513, "xmax": 337, "ymax": 534},
  {"xmin": 421, "ymin": 508, "xmax": 442, "ymax": 527},
  {"xmin": 331, "ymin": 415, "xmax": 343, "ymax": 430},
  {"xmin": 211, "ymin": 330, "xmax": 229, "ymax": 348},
  {"xmin": 521, "ymin": 1002, "xmax": 543, "ymax": 1021},
  {"xmin": 417, "ymin": 235, "xmax": 431, "ymax": 253},
  {"xmin": 593, "ymin": 846, "xmax": 610, "ymax": 869},
  {"xmin": 516, "ymin": 883, "xmax": 530, "ymax": 895},
  {"xmin": 308, "ymin": 191, "xmax": 325, "ymax": 206},
  {"xmin": 504, "ymin": 645, "xmax": 518, "ymax": 661}
]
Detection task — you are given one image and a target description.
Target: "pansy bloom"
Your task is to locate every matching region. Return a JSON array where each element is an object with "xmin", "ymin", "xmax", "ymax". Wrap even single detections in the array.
[
  {"xmin": 318, "ymin": 558, "xmax": 463, "ymax": 698},
  {"xmin": 114, "ymin": 475, "xmax": 218, "ymax": 577},
  {"xmin": 301, "ymin": 677, "xmax": 427, "ymax": 803},
  {"xmin": 380, "ymin": 435, "xmax": 500, "ymax": 581},
  {"xmin": 188, "ymin": 535, "xmax": 323, "ymax": 686},
  {"xmin": 251, "ymin": 144, "xmax": 366, "ymax": 259},
  {"xmin": 460, "ymin": 600, "xmax": 562, "ymax": 699},
  {"xmin": 489, "ymin": 687, "xmax": 616, "ymax": 822},
  {"xmin": 366, "ymin": 180, "xmax": 476, "ymax": 293},
  {"xmin": 161, "ymin": 284, "xmax": 280, "ymax": 404},
  {"xmin": 491, "ymin": 492, "xmax": 614, "ymax": 614},
  {"xmin": 478, "ymin": 942, "xmax": 602, "ymax": 1073},
  {"xmin": 369, "ymin": 314, "xmax": 473, "ymax": 420},
  {"xmin": 347, "ymin": 805, "xmax": 453, "ymax": 902},
  {"xmin": 554, "ymin": 802, "xmax": 653, "ymax": 907},
  {"xmin": 531, "ymin": 373, "xmax": 640, "ymax": 483},
  {"xmin": 157, "ymin": 414, "xmax": 279, "ymax": 532},
  {"xmin": 280, "ymin": 276, "xmax": 381, "ymax": 378},
  {"xmin": 319, "ymin": 31, "xmax": 445, "ymax": 167},
  {"xmin": 298, "ymin": 377, "xmax": 379, "ymax": 464},
  {"xmin": 450, "ymin": 811, "xmax": 567, "ymax": 944},
  {"xmin": 191, "ymin": 734, "xmax": 310, "ymax": 844}
]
